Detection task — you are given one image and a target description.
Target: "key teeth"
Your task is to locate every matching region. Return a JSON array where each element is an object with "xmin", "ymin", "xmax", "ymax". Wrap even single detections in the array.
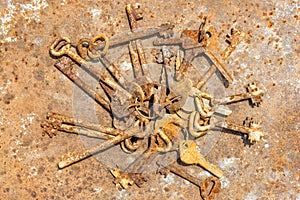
[
  {"xmin": 247, "ymin": 83, "xmax": 264, "ymax": 106},
  {"xmin": 40, "ymin": 112, "xmax": 63, "ymax": 138},
  {"xmin": 41, "ymin": 122, "xmax": 56, "ymax": 138},
  {"xmin": 110, "ymin": 169, "xmax": 135, "ymax": 190},
  {"xmin": 248, "ymin": 120, "xmax": 264, "ymax": 143},
  {"xmin": 242, "ymin": 118, "xmax": 264, "ymax": 143},
  {"xmin": 61, "ymin": 152, "xmax": 75, "ymax": 162},
  {"xmin": 248, "ymin": 130, "xmax": 264, "ymax": 143},
  {"xmin": 41, "ymin": 120, "xmax": 59, "ymax": 138}
]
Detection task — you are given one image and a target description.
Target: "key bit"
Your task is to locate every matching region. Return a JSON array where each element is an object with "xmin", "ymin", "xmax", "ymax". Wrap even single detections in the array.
[
  {"xmin": 110, "ymin": 169, "xmax": 134, "ymax": 190},
  {"xmin": 218, "ymin": 119, "xmax": 264, "ymax": 144},
  {"xmin": 126, "ymin": 3, "xmax": 143, "ymax": 31},
  {"xmin": 221, "ymin": 28, "xmax": 245, "ymax": 59},
  {"xmin": 179, "ymin": 140, "xmax": 223, "ymax": 178}
]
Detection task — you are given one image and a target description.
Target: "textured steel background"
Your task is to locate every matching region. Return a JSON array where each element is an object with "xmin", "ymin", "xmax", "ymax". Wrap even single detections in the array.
[{"xmin": 0, "ymin": 0, "xmax": 299, "ymax": 199}]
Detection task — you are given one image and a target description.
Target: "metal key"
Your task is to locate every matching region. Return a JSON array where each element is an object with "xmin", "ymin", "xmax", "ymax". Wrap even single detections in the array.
[
  {"xmin": 50, "ymin": 37, "xmax": 127, "ymax": 87},
  {"xmin": 57, "ymin": 126, "xmax": 141, "ymax": 169},
  {"xmin": 154, "ymin": 31, "xmax": 233, "ymax": 86},
  {"xmin": 126, "ymin": 3, "xmax": 152, "ymax": 80},
  {"xmin": 217, "ymin": 119, "xmax": 264, "ymax": 143},
  {"xmin": 179, "ymin": 140, "xmax": 223, "ymax": 178},
  {"xmin": 212, "ymin": 82, "xmax": 264, "ymax": 106},
  {"xmin": 50, "ymin": 37, "xmax": 103, "ymax": 78},
  {"xmin": 158, "ymin": 161, "xmax": 221, "ymax": 200},
  {"xmin": 41, "ymin": 112, "xmax": 122, "ymax": 138},
  {"xmin": 50, "ymin": 37, "xmax": 131, "ymax": 99},
  {"xmin": 98, "ymin": 24, "xmax": 174, "ymax": 50},
  {"xmin": 54, "ymin": 57, "xmax": 111, "ymax": 111},
  {"xmin": 197, "ymin": 29, "xmax": 246, "ymax": 89},
  {"xmin": 89, "ymin": 23, "xmax": 174, "ymax": 53}
]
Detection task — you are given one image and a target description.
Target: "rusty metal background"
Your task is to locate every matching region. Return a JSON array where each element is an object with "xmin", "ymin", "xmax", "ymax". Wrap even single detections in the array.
[{"xmin": 0, "ymin": 0, "xmax": 299, "ymax": 199}]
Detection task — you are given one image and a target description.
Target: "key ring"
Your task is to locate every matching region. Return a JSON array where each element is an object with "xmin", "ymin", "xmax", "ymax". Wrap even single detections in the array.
[
  {"xmin": 87, "ymin": 34, "xmax": 110, "ymax": 59},
  {"xmin": 50, "ymin": 37, "xmax": 71, "ymax": 57}
]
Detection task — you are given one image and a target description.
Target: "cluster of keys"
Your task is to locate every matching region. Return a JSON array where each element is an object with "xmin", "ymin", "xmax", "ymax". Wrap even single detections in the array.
[{"xmin": 42, "ymin": 3, "xmax": 265, "ymax": 199}]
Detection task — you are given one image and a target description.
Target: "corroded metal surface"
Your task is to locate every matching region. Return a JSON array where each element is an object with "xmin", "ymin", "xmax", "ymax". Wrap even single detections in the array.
[{"xmin": 0, "ymin": 0, "xmax": 299, "ymax": 199}]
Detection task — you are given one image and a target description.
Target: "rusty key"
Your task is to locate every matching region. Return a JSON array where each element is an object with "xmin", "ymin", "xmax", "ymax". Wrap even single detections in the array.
[
  {"xmin": 158, "ymin": 161, "xmax": 221, "ymax": 200},
  {"xmin": 179, "ymin": 140, "xmax": 223, "ymax": 178}
]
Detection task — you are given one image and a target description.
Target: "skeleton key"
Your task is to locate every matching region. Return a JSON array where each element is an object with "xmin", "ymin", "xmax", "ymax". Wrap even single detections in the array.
[
  {"xmin": 50, "ymin": 37, "xmax": 131, "ymax": 99},
  {"xmin": 50, "ymin": 37, "xmax": 103, "ymax": 78},
  {"xmin": 89, "ymin": 23, "xmax": 174, "ymax": 52},
  {"xmin": 41, "ymin": 112, "xmax": 145, "ymax": 168},
  {"xmin": 54, "ymin": 55, "xmax": 132, "ymax": 120},
  {"xmin": 197, "ymin": 29, "xmax": 246, "ymax": 89},
  {"xmin": 158, "ymin": 161, "xmax": 221, "ymax": 200},
  {"xmin": 54, "ymin": 57, "xmax": 111, "ymax": 111},
  {"xmin": 40, "ymin": 112, "xmax": 144, "ymax": 169},
  {"xmin": 212, "ymin": 82, "xmax": 264, "ymax": 106},
  {"xmin": 41, "ymin": 112, "xmax": 121, "ymax": 138},
  {"xmin": 70, "ymin": 35, "xmax": 129, "ymax": 88},
  {"xmin": 89, "ymin": 3, "xmax": 173, "ymax": 54},
  {"xmin": 179, "ymin": 140, "xmax": 223, "ymax": 178},
  {"xmin": 126, "ymin": 3, "xmax": 152, "ymax": 81},
  {"xmin": 57, "ymin": 127, "xmax": 141, "ymax": 169},
  {"xmin": 199, "ymin": 29, "xmax": 246, "ymax": 87},
  {"xmin": 217, "ymin": 119, "xmax": 264, "ymax": 143}
]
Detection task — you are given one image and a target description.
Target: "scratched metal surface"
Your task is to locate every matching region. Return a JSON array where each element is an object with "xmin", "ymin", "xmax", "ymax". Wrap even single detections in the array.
[{"xmin": 0, "ymin": 0, "xmax": 299, "ymax": 199}]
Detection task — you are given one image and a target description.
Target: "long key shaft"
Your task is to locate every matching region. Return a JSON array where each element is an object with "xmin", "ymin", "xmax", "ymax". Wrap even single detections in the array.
[
  {"xmin": 58, "ymin": 130, "xmax": 137, "ymax": 169},
  {"xmin": 55, "ymin": 57, "xmax": 111, "ymax": 111},
  {"xmin": 92, "ymin": 24, "xmax": 174, "ymax": 52}
]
